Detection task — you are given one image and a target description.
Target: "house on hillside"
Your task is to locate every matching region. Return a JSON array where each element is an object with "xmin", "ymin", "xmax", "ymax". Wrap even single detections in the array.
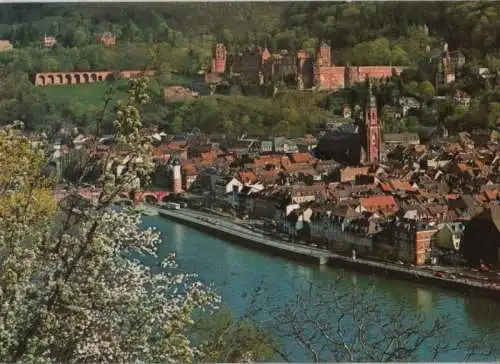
[
  {"xmin": 0, "ymin": 40, "xmax": 13, "ymax": 52},
  {"xmin": 41, "ymin": 35, "xmax": 57, "ymax": 48},
  {"xmin": 399, "ymin": 97, "xmax": 422, "ymax": 117},
  {"xmin": 164, "ymin": 86, "xmax": 199, "ymax": 102},
  {"xmin": 453, "ymin": 90, "xmax": 471, "ymax": 109},
  {"xmin": 96, "ymin": 32, "xmax": 116, "ymax": 47}
]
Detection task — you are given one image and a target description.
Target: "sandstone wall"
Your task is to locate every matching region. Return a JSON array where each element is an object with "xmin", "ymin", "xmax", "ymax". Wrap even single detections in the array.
[{"xmin": 34, "ymin": 70, "xmax": 155, "ymax": 86}]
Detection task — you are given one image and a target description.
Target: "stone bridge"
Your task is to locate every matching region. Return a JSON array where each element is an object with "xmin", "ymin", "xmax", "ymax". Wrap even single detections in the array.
[
  {"xmin": 118, "ymin": 190, "xmax": 170, "ymax": 204},
  {"xmin": 34, "ymin": 69, "xmax": 155, "ymax": 87},
  {"xmin": 55, "ymin": 188, "xmax": 170, "ymax": 205}
]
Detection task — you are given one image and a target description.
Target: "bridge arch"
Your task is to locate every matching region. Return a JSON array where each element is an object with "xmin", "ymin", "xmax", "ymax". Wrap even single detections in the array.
[
  {"xmin": 56, "ymin": 74, "xmax": 63, "ymax": 84},
  {"xmin": 47, "ymin": 75, "xmax": 54, "ymax": 85},
  {"xmin": 143, "ymin": 194, "xmax": 158, "ymax": 204},
  {"xmin": 83, "ymin": 73, "xmax": 90, "ymax": 83},
  {"xmin": 65, "ymin": 74, "xmax": 72, "ymax": 84},
  {"xmin": 74, "ymin": 74, "xmax": 81, "ymax": 84},
  {"xmin": 38, "ymin": 75, "xmax": 46, "ymax": 86},
  {"xmin": 91, "ymin": 73, "xmax": 97, "ymax": 82},
  {"xmin": 116, "ymin": 197, "xmax": 133, "ymax": 206}
]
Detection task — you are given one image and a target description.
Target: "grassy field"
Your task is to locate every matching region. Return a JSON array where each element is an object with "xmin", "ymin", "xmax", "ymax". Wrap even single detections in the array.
[
  {"xmin": 41, "ymin": 73, "xmax": 202, "ymax": 106},
  {"xmin": 42, "ymin": 80, "xmax": 129, "ymax": 107}
]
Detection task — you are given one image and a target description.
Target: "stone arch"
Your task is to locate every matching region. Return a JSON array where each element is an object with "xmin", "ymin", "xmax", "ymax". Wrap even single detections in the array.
[
  {"xmin": 38, "ymin": 75, "xmax": 46, "ymax": 86},
  {"xmin": 98, "ymin": 75, "xmax": 103, "ymax": 81},
  {"xmin": 65, "ymin": 74, "xmax": 72, "ymax": 84},
  {"xmin": 91, "ymin": 73, "xmax": 97, "ymax": 82},
  {"xmin": 143, "ymin": 194, "xmax": 158, "ymax": 204},
  {"xmin": 74, "ymin": 74, "xmax": 81, "ymax": 84},
  {"xmin": 47, "ymin": 75, "xmax": 55, "ymax": 85},
  {"xmin": 116, "ymin": 198, "xmax": 132, "ymax": 206},
  {"xmin": 83, "ymin": 73, "xmax": 90, "ymax": 83},
  {"xmin": 56, "ymin": 74, "xmax": 63, "ymax": 84}
]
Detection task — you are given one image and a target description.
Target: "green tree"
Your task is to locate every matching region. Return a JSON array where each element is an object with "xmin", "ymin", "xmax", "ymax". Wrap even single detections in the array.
[
  {"xmin": 418, "ymin": 80, "xmax": 436, "ymax": 99},
  {"xmin": 0, "ymin": 79, "xmax": 219, "ymax": 362},
  {"xmin": 405, "ymin": 115, "xmax": 419, "ymax": 131},
  {"xmin": 170, "ymin": 115, "xmax": 183, "ymax": 133},
  {"xmin": 68, "ymin": 28, "xmax": 89, "ymax": 48},
  {"xmin": 191, "ymin": 308, "xmax": 277, "ymax": 362}
]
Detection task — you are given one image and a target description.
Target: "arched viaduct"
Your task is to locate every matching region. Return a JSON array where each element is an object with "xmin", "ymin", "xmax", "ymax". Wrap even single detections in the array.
[{"xmin": 34, "ymin": 70, "xmax": 155, "ymax": 87}]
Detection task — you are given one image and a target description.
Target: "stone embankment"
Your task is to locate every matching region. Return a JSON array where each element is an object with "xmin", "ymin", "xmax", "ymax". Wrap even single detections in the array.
[
  {"xmin": 157, "ymin": 207, "xmax": 500, "ymax": 301},
  {"xmin": 158, "ymin": 208, "xmax": 330, "ymax": 265}
]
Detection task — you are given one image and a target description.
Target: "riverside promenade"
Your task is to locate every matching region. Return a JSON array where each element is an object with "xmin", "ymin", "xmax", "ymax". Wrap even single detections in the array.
[
  {"xmin": 156, "ymin": 207, "xmax": 500, "ymax": 301},
  {"xmin": 157, "ymin": 208, "xmax": 331, "ymax": 264}
]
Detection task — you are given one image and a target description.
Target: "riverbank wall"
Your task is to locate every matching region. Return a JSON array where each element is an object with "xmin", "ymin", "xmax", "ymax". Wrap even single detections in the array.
[
  {"xmin": 159, "ymin": 211, "xmax": 329, "ymax": 266},
  {"xmin": 158, "ymin": 209, "xmax": 500, "ymax": 301},
  {"xmin": 327, "ymin": 255, "xmax": 500, "ymax": 301}
]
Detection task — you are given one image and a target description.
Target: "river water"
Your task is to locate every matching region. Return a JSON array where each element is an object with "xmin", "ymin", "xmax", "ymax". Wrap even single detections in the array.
[{"xmin": 142, "ymin": 215, "xmax": 500, "ymax": 361}]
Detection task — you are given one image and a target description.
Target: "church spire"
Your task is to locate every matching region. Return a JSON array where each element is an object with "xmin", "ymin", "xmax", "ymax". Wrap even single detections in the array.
[
  {"xmin": 367, "ymin": 78, "xmax": 377, "ymax": 109},
  {"xmin": 364, "ymin": 76, "xmax": 380, "ymax": 164}
]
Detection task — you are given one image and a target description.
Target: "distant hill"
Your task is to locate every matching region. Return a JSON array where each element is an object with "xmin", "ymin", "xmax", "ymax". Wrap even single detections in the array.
[{"xmin": 0, "ymin": 2, "xmax": 498, "ymax": 57}]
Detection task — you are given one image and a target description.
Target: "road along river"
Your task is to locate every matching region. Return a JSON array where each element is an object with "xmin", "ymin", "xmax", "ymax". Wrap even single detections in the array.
[{"xmin": 141, "ymin": 214, "xmax": 500, "ymax": 362}]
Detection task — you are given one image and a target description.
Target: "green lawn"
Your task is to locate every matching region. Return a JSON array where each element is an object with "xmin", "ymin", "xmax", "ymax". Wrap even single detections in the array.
[
  {"xmin": 42, "ymin": 80, "xmax": 129, "ymax": 107},
  {"xmin": 41, "ymin": 73, "xmax": 202, "ymax": 106}
]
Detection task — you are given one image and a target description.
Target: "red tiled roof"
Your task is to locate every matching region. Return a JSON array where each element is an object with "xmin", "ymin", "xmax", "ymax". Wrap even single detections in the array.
[
  {"xmin": 360, "ymin": 195, "xmax": 399, "ymax": 213},
  {"xmin": 200, "ymin": 151, "xmax": 215, "ymax": 162},
  {"xmin": 389, "ymin": 179, "xmax": 414, "ymax": 192},
  {"xmin": 474, "ymin": 194, "xmax": 488, "ymax": 204},
  {"xmin": 340, "ymin": 167, "xmax": 371, "ymax": 181},
  {"xmin": 485, "ymin": 189, "xmax": 499, "ymax": 202},
  {"xmin": 183, "ymin": 163, "xmax": 197, "ymax": 176},
  {"xmin": 290, "ymin": 152, "xmax": 312, "ymax": 164},
  {"xmin": 238, "ymin": 171, "xmax": 257, "ymax": 184},
  {"xmin": 379, "ymin": 182, "xmax": 392, "ymax": 192}
]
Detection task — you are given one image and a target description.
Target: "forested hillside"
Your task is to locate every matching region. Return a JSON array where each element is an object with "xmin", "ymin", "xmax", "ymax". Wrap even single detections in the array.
[
  {"xmin": 0, "ymin": 2, "xmax": 499, "ymax": 136},
  {"xmin": 0, "ymin": 2, "xmax": 499, "ymax": 72}
]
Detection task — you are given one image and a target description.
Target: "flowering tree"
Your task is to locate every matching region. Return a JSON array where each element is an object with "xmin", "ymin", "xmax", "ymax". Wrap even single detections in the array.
[
  {"xmin": 250, "ymin": 276, "xmax": 493, "ymax": 362},
  {"xmin": 0, "ymin": 78, "xmax": 220, "ymax": 362}
]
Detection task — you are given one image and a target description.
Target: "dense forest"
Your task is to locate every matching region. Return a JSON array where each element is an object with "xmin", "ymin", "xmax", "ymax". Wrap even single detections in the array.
[
  {"xmin": 1, "ymin": 2, "xmax": 500, "ymax": 72},
  {"xmin": 0, "ymin": 2, "xmax": 500, "ymax": 136}
]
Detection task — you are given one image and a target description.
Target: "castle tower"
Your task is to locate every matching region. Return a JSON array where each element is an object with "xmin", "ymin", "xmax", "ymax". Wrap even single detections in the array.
[
  {"xmin": 364, "ymin": 79, "xmax": 381, "ymax": 164},
  {"xmin": 316, "ymin": 42, "xmax": 332, "ymax": 67},
  {"xmin": 211, "ymin": 43, "xmax": 227, "ymax": 74}
]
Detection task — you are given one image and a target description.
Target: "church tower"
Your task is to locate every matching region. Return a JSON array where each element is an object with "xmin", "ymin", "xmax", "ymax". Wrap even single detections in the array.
[{"xmin": 364, "ymin": 79, "xmax": 381, "ymax": 164}]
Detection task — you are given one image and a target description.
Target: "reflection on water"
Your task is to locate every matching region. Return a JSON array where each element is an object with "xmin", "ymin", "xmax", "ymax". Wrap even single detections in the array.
[
  {"xmin": 352, "ymin": 273, "xmax": 358, "ymax": 286},
  {"xmin": 142, "ymin": 215, "xmax": 500, "ymax": 361},
  {"xmin": 416, "ymin": 287, "xmax": 434, "ymax": 313},
  {"xmin": 170, "ymin": 223, "xmax": 185, "ymax": 251},
  {"xmin": 296, "ymin": 264, "xmax": 312, "ymax": 282}
]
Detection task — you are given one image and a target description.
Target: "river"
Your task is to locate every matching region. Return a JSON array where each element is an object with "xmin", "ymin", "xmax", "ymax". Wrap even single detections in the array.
[{"xmin": 142, "ymin": 214, "xmax": 500, "ymax": 361}]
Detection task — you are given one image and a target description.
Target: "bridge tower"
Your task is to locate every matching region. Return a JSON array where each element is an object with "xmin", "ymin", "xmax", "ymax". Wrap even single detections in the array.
[{"xmin": 172, "ymin": 164, "xmax": 182, "ymax": 194}]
